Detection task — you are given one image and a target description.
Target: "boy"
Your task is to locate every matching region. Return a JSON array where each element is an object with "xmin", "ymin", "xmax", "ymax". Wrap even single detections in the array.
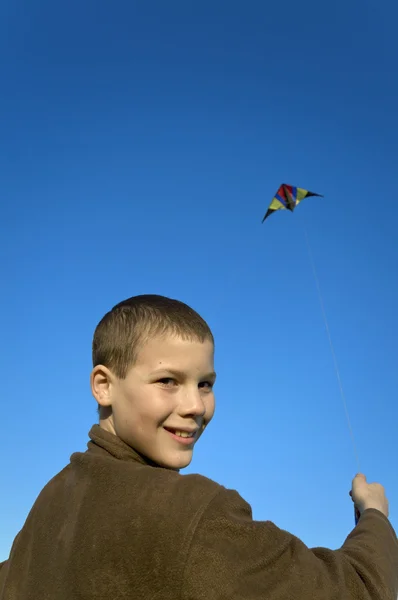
[{"xmin": 0, "ymin": 294, "xmax": 397, "ymax": 599}]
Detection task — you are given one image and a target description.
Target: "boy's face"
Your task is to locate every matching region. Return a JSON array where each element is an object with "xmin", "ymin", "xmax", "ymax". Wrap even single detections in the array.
[{"xmin": 92, "ymin": 334, "xmax": 216, "ymax": 470}]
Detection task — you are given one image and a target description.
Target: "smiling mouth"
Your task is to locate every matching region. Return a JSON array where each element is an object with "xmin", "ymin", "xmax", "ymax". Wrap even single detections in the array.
[{"xmin": 164, "ymin": 427, "xmax": 197, "ymax": 439}]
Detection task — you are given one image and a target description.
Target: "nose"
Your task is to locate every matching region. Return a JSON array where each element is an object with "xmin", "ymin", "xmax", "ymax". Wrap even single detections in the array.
[{"xmin": 178, "ymin": 386, "xmax": 206, "ymax": 418}]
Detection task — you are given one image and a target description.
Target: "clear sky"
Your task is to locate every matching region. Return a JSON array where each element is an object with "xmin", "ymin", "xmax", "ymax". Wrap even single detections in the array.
[{"xmin": 1, "ymin": 0, "xmax": 397, "ymax": 560}]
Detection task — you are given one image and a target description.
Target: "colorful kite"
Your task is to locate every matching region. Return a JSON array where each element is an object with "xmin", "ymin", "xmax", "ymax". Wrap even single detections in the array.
[{"xmin": 262, "ymin": 184, "xmax": 322, "ymax": 222}]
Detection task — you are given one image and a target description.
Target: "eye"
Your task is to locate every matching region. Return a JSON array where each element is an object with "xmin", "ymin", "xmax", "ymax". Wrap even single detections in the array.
[
  {"xmin": 157, "ymin": 378, "xmax": 177, "ymax": 386},
  {"xmin": 199, "ymin": 381, "xmax": 214, "ymax": 391}
]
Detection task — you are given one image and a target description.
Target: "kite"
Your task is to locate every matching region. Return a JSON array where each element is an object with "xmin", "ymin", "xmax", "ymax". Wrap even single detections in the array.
[{"xmin": 262, "ymin": 184, "xmax": 322, "ymax": 222}]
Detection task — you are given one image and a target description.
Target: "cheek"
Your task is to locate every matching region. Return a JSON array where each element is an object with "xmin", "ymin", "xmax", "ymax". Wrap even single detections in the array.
[
  {"xmin": 205, "ymin": 395, "xmax": 216, "ymax": 420},
  {"xmin": 135, "ymin": 389, "xmax": 176, "ymax": 424},
  {"xmin": 111, "ymin": 385, "xmax": 142, "ymax": 425}
]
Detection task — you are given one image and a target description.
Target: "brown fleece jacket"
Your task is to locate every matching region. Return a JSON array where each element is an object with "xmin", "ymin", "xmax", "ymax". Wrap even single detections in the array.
[{"xmin": 1, "ymin": 425, "xmax": 397, "ymax": 599}]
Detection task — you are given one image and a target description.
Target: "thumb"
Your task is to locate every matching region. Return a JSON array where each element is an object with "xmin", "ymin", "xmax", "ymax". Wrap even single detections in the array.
[
  {"xmin": 351, "ymin": 473, "xmax": 368, "ymax": 502},
  {"xmin": 353, "ymin": 473, "xmax": 366, "ymax": 486}
]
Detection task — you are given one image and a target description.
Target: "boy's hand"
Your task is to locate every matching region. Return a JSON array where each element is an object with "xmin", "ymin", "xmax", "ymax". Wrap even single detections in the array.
[{"xmin": 350, "ymin": 473, "xmax": 389, "ymax": 519}]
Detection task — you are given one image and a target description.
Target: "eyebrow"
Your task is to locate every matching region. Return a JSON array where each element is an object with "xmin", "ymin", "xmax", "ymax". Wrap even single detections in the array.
[{"xmin": 151, "ymin": 368, "xmax": 217, "ymax": 381}]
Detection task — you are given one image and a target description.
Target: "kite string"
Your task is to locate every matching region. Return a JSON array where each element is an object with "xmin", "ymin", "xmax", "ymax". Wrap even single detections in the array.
[{"xmin": 304, "ymin": 228, "xmax": 361, "ymax": 473}]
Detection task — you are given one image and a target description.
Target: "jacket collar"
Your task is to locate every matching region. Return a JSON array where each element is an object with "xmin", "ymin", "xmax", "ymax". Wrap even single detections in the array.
[{"xmin": 87, "ymin": 424, "xmax": 152, "ymax": 466}]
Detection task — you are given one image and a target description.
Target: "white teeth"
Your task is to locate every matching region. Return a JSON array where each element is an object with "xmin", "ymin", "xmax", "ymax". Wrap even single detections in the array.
[{"xmin": 174, "ymin": 430, "xmax": 194, "ymax": 438}]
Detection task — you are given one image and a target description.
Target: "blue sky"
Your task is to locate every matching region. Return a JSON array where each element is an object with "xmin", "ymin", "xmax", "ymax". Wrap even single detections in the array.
[{"xmin": 1, "ymin": 0, "xmax": 397, "ymax": 559}]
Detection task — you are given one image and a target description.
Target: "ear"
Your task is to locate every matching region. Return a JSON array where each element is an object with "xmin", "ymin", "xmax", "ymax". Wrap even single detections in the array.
[{"xmin": 90, "ymin": 365, "xmax": 115, "ymax": 408}]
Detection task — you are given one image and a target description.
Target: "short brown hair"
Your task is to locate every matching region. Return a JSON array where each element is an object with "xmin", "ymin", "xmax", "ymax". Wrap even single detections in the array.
[{"xmin": 92, "ymin": 294, "xmax": 214, "ymax": 378}]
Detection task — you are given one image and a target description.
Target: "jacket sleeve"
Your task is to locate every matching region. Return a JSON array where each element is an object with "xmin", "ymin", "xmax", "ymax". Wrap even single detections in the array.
[
  {"xmin": 0, "ymin": 560, "xmax": 8, "ymax": 593},
  {"xmin": 183, "ymin": 488, "xmax": 398, "ymax": 600}
]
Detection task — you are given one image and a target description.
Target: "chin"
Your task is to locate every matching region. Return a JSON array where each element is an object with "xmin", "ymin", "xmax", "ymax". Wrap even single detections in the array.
[{"xmin": 159, "ymin": 452, "xmax": 193, "ymax": 471}]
